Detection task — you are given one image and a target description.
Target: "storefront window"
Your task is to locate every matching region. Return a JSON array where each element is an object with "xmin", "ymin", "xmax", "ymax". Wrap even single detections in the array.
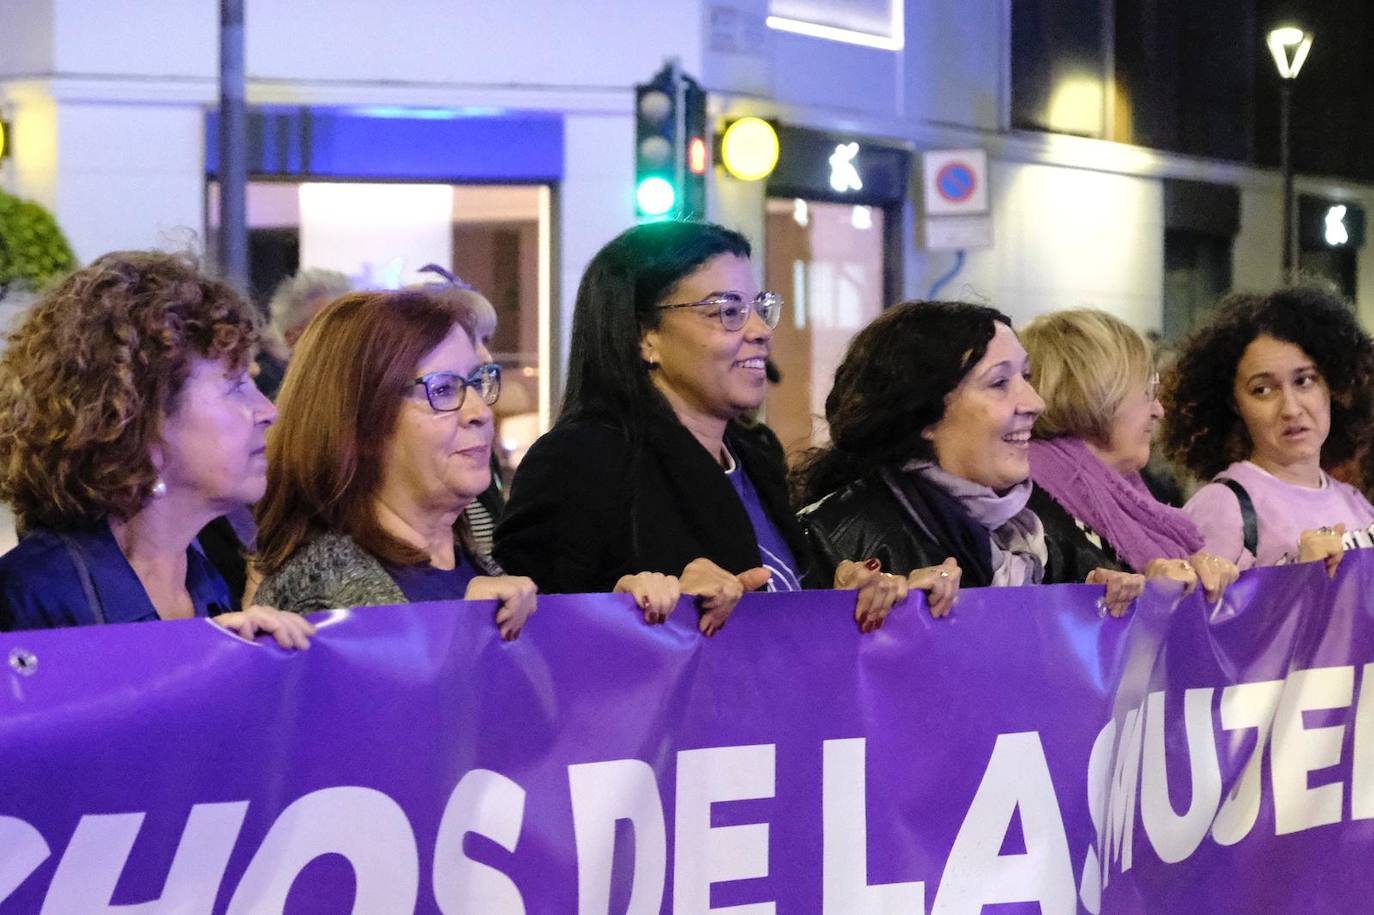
[
  {"xmin": 208, "ymin": 180, "xmax": 553, "ymax": 470},
  {"xmin": 765, "ymin": 198, "xmax": 886, "ymax": 459}
]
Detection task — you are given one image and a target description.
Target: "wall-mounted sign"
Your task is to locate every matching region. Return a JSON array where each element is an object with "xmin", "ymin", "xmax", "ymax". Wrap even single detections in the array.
[
  {"xmin": 922, "ymin": 149, "xmax": 988, "ymax": 216},
  {"xmin": 1299, "ymin": 195, "xmax": 1365, "ymax": 250},
  {"xmin": 1325, "ymin": 205, "xmax": 1350, "ymax": 246},
  {"xmin": 921, "ymin": 148, "xmax": 991, "ymax": 250},
  {"xmin": 765, "ymin": 126, "xmax": 909, "ymax": 205},
  {"xmin": 828, "ymin": 142, "xmax": 863, "ymax": 192}
]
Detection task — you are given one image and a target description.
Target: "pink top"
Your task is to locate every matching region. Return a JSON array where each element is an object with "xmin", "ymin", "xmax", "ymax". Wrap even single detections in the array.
[{"xmin": 1184, "ymin": 460, "xmax": 1374, "ymax": 569}]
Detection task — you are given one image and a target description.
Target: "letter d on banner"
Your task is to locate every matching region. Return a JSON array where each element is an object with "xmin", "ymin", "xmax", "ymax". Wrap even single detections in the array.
[{"xmin": 569, "ymin": 759, "xmax": 667, "ymax": 914}]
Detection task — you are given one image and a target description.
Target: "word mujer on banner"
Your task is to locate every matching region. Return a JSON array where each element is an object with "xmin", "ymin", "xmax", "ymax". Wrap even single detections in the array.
[{"xmin": 1085, "ymin": 661, "xmax": 1374, "ymax": 912}]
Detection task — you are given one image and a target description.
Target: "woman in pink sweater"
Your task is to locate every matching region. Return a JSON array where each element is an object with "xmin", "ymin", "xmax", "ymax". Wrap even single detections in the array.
[{"xmin": 1160, "ymin": 286, "xmax": 1374, "ymax": 572}]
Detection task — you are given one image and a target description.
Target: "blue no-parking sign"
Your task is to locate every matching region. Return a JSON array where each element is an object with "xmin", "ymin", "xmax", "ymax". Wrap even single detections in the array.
[
  {"xmin": 936, "ymin": 161, "xmax": 977, "ymax": 204},
  {"xmin": 922, "ymin": 148, "xmax": 988, "ymax": 216}
]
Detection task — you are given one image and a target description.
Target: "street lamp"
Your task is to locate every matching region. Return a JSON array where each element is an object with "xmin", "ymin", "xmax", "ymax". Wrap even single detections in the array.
[{"xmin": 1267, "ymin": 25, "xmax": 1313, "ymax": 276}]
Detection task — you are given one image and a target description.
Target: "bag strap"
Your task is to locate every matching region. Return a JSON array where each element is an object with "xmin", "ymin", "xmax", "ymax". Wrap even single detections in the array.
[
  {"xmin": 56, "ymin": 533, "xmax": 107, "ymax": 625},
  {"xmin": 1217, "ymin": 478, "xmax": 1259, "ymax": 558}
]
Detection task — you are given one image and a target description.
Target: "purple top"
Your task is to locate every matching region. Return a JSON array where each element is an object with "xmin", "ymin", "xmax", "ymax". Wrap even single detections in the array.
[
  {"xmin": 385, "ymin": 553, "xmax": 480, "ymax": 604},
  {"xmin": 726, "ymin": 452, "xmax": 802, "ymax": 592},
  {"xmin": 1184, "ymin": 460, "xmax": 1374, "ymax": 569}
]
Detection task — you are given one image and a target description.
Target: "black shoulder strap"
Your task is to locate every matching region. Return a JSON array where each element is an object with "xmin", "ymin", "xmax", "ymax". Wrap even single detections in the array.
[
  {"xmin": 1217, "ymin": 478, "xmax": 1259, "ymax": 558},
  {"xmin": 56, "ymin": 533, "xmax": 107, "ymax": 625}
]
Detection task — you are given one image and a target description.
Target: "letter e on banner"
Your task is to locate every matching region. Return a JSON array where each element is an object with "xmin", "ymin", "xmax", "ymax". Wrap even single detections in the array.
[
  {"xmin": 931, "ymin": 732, "xmax": 1075, "ymax": 915},
  {"xmin": 569, "ymin": 759, "xmax": 666, "ymax": 914},
  {"xmin": 1271, "ymin": 666, "xmax": 1354, "ymax": 835},
  {"xmin": 673, "ymin": 744, "xmax": 776, "ymax": 915}
]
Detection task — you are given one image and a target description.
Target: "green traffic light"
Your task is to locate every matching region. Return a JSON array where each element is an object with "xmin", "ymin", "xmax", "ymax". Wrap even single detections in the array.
[{"xmin": 636, "ymin": 177, "xmax": 676, "ymax": 217}]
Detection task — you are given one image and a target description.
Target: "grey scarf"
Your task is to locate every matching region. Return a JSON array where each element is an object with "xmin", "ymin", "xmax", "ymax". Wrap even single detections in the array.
[{"xmin": 905, "ymin": 461, "xmax": 1047, "ymax": 586}]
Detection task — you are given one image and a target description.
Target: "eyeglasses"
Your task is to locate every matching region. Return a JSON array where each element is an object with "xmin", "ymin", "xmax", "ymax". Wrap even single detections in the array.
[
  {"xmin": 657, "ymin": 291, "xmax": 783, "ymax": 332},
  {"xmin": 1146, "ymin": 372, "xmax": 1161, "ymax": 402},
  {"xmin": 410, "ymin": 363, "xmax": 501, "ymax": 412}
]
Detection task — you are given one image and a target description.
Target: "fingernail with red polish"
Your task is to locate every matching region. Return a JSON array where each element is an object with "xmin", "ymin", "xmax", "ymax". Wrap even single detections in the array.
[{"xmin": 864, "ymin": 558, "xmax": 881, "ymax": 571}]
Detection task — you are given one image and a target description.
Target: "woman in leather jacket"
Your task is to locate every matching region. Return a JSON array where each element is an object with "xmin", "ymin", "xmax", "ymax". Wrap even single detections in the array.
[{"xmin": 795, "ymin": 301, "xmax": 1144, "ymax": 617}]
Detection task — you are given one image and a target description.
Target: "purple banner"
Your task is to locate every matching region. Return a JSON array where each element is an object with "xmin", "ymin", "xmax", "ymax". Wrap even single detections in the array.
[{"xmin": 1, "ymin": 551, "xmax": 1372, "ymax": 913}]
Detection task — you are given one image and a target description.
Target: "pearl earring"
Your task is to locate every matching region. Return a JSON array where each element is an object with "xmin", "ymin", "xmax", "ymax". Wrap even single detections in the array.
[{"xmin": 151, "ymin": 477, "xmax": 167, "ymax": 498}]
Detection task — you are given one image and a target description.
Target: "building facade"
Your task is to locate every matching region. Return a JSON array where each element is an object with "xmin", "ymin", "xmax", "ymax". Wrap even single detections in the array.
[{"xmin": 2, "ymin": 0, "xmax": 1372, "ymax": 457}]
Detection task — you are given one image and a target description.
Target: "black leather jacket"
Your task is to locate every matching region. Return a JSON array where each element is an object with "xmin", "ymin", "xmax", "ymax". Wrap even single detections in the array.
[{"xmin": 798, "ymin": 470, "xmax": 1119, "ymax": 588}]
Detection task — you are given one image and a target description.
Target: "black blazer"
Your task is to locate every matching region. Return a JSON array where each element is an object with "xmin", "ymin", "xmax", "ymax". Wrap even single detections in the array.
[
  {"xmin": 494, "ymin": 412, "xmax": 816, "ymax": 594},
  {"xmin": 799, "ymin": 470, "xmax": 1117, "ymax": 588}
]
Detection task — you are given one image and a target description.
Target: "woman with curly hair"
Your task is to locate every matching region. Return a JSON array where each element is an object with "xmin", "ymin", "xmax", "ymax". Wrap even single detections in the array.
[
  {"xmin": 1160, "ymin": 286, "xmax": 1374, "ymax": 572},
  {"xmin": 0, "ymin": 251, "xmax": 313, "ymax": 648},
  {"xmin": 796, "ymin": 301, "xmax": 1145, "ymax": 617}
]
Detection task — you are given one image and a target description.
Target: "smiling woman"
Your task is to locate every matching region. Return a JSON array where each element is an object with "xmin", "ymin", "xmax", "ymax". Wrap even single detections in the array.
[
  {"xmin": 1020, "ymin": 309, "xmax": 1238, "ymax": 603},
  {"xmin": 253, "ymin": 289, "xmax": 536, "ymax": 639},
  {"xmin": 495, "ymin": 221, "xmax": 916, "ymax": 634},
  {"xmin": 795, "ymin": 301, "xmax": 1144, "ymax": 617}
]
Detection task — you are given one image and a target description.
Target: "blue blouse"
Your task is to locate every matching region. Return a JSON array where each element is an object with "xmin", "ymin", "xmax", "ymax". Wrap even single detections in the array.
[
  {"xmin": 0, "ymin": 524, "xmax": 233, "ymax": 630},
  {"xmin": 384, "ymin": 552, "xmax": 480, "ymax": 603}
]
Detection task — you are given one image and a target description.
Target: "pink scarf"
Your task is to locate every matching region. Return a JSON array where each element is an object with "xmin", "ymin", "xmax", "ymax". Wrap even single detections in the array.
[{"xmin": 1028, "ymin": 437, "xmax": 1203, "ymax": 572}]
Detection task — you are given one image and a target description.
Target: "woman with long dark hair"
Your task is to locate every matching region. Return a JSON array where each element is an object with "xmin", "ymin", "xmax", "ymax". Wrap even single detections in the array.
[
  {"xmin": 796, "ymin": 301, "xmax": 1144, "ymax": 616},
  {"xmin": 496, "ymin": 221, "xmax": 925, "ymax": 633}
]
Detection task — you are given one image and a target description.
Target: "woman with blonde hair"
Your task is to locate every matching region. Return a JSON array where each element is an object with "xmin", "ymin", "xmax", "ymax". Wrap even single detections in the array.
[
  {"xmin": 1021, "ymin": 308, "xmax": 1237, "ymax": 600},
  {"xmin": 0, "ymin": 251, "xmax": 312, "ymax": 647}
]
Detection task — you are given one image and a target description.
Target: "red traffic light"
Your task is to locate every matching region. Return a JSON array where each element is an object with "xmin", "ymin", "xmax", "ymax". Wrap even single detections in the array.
[{"xmin": 688, "ymin": 137, "xmax": 707, "ymax": 175}]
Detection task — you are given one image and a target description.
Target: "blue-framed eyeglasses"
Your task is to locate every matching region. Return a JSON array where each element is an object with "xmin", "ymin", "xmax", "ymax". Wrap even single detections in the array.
[
  {"xmin": 656, "ymin": 291, "xmax": 783, "ymax": 331},
  {"xmin": 410, "ymin": 363, "xmax": 501, "ymax": 412}
]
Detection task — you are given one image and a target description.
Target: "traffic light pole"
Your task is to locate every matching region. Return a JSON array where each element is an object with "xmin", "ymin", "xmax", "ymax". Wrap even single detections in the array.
[{"xmin": 670, "ymin": 58, "xmax": 686, "ymax": 220}]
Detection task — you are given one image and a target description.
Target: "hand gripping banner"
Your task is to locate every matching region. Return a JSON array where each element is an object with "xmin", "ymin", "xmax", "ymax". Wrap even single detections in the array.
[{"xmin": 1, "ymin": 553, "xmax": 1372, "ymax": 913}]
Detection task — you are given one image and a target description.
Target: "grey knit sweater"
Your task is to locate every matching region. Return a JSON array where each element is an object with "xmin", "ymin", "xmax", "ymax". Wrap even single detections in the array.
[{"xmin": 255, "ymin": 532, "xmax": 498, "ymax": 615}]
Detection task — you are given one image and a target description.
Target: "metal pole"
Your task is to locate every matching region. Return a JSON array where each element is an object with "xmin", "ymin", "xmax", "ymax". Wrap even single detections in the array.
[
  {"xmin": 1279, "ymin": 82, "xmax": 1294, "ymax": 278},
  {"xmin": 669, "ymin": 57, "xmax": 685, "ymax": 220},
  {"xmin": 217, "ymin": 0, "xmax": 249, "ymax": 289}
]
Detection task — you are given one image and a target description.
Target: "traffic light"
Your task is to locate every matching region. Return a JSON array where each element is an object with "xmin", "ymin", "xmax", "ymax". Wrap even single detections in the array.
[{"xmin": 635, "ymin": 62, "xmax": 707, "ymax": 221}]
